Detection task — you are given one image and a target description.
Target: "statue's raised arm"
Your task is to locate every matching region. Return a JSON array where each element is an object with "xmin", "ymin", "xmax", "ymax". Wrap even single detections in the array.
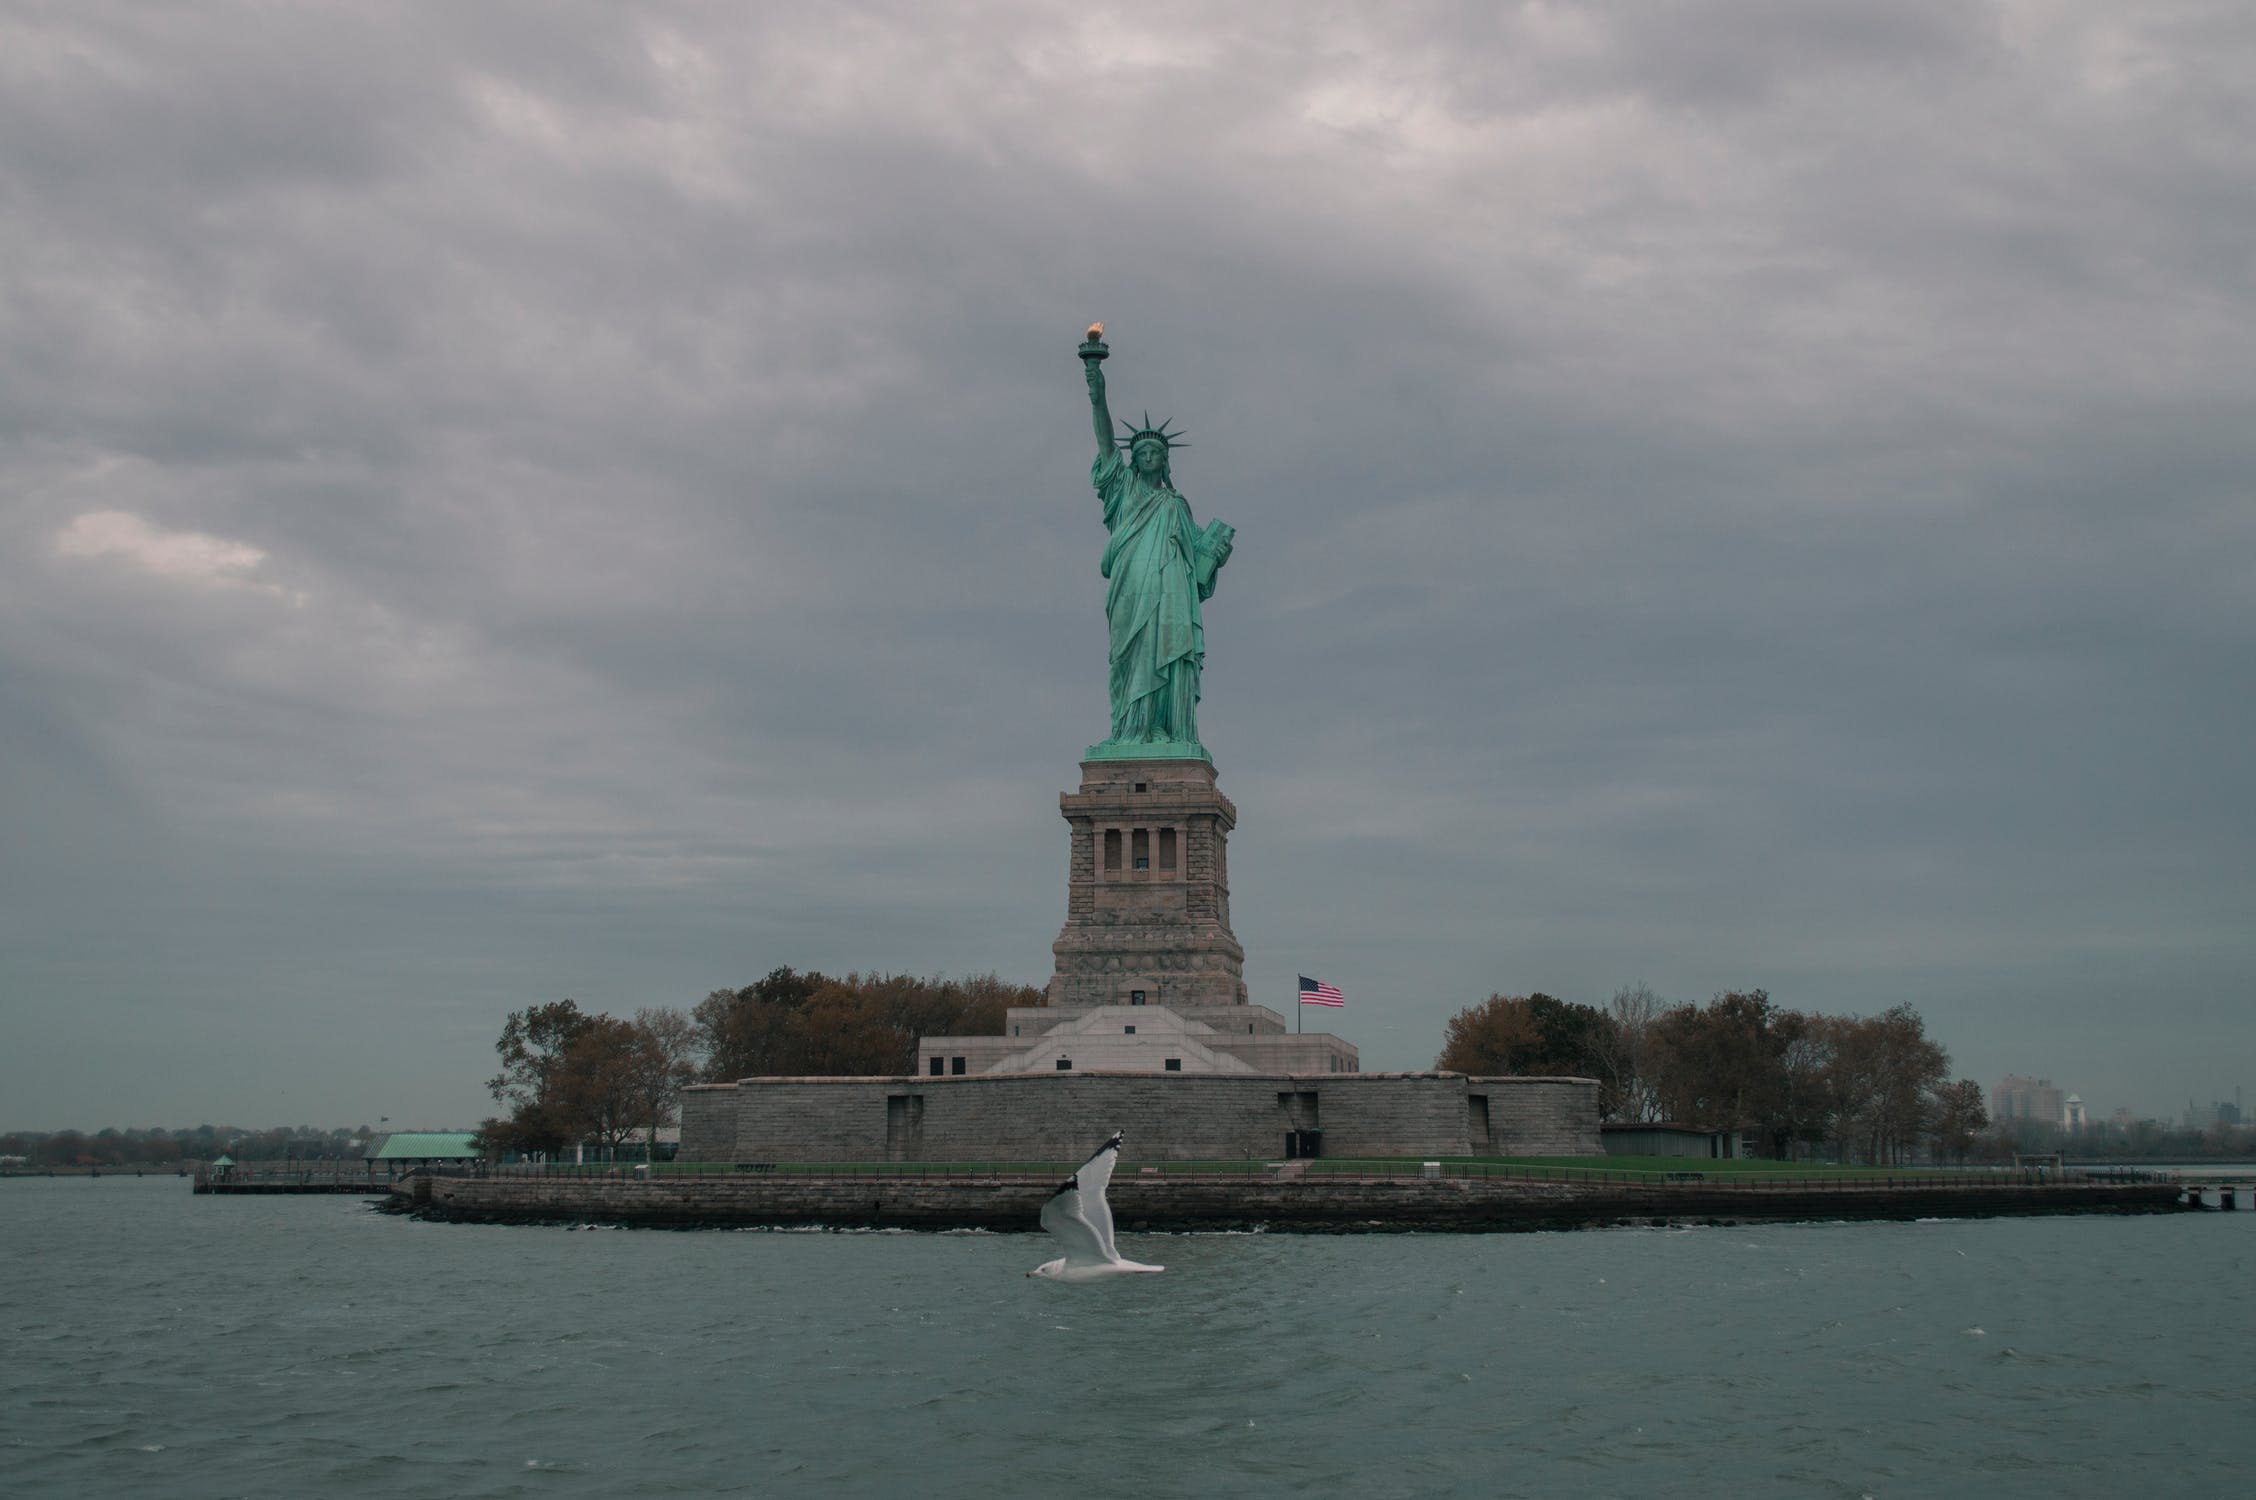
[{"xmin": 1079, "ymin": 322, "xmax": 1115, "ymax": 459}]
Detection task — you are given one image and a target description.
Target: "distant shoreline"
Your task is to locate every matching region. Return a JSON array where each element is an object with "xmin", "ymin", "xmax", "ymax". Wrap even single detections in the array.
[{"xmin": 0, "ymin": 1166, "xmax": 195, "ymax": 1179}]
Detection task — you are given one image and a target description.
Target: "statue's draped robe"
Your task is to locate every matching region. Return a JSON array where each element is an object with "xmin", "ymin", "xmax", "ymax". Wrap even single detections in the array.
[{"xmin": 1092, "ymin": 448, "xmax": 1229, "ymax": 744}]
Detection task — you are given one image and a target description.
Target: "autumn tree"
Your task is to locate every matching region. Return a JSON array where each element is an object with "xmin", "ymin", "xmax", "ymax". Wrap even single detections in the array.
[
  {"xmin": 1433, "ymin": 985, "xmax": 1984, "ymax": 1162},
  {"xmin": 1819, "ymin": 1006, "xmax": 1949, "ymax": 1164},
  {"xmin": 694, "ymin": 966, "xmax": 831, "ymax": 1079},
  {"xmin": 1646, "ymin": 990, "xmax": 1790, "ymax": 1136},
  {"xmin": 799, "ymin": 971, "xmax": 1033, "ymax": 1074},
  {"xmin": 1589, "ymin": 982, "xmax": 1662, "ymax": 1122},
  {"xmin": 480, "ymin": 1000, "xmax": 597, "ymax": 1158},
  {"xmin": 1929, "ymin": 1078, "xmax": 1988, "ymax": 1163},
  {"xmin": 554, "ymin": 1014, "xmax": 648, "ymax": 1155},
  {"xmin": 1436, "ymin": 994, "xmax": 1541, "ymax": 1075},
  {"xmin": 627, "ymin": 1006, "xmax": 702, "ymax": 1161},
  {"xmin": 1436, "ymin": 994, "xmax": 1619, "ymax": 1096},
  {"xmin": 479, "ymin": 1001, "xmax": 714, "ymax": 1160},
  {"xmin": 692, "ymin": 968, "xmax": 1042, "ymax": 1078},
  {"xmin": 1871, "ymin": 1007, "xmax": 1950, "ymax": 1163},
  {"xmin": 1770, "ymin": 1011, "xmax": 1837, "ymax": 1158}
]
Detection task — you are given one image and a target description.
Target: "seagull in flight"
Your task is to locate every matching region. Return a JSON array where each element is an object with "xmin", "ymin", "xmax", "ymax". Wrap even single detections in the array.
[{"xmin": 1029, "ymin": 1131, "xmax": 1164, "ymax": 1281}]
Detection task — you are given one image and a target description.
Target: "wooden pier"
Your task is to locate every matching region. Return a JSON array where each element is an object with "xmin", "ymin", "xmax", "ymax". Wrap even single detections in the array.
[
  {"xmin": 193, "ymin": 1164, "xmax": 392, "ymax": 1196},
  {"xmin": 2180, "ymin": 1182, "xmax": 2248, "ymax": 1210}
]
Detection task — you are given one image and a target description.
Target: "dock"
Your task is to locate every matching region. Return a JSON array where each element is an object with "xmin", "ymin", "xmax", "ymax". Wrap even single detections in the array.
[{"xmin": 193, "ymin": 1164, "xmax": 393, "ymax": 1196}]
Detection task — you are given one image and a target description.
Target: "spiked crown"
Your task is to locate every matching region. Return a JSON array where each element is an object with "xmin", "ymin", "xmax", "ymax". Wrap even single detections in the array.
[{"xmin": 1117, "ymin": 412, "xmax": 1190, "ymax": 453}]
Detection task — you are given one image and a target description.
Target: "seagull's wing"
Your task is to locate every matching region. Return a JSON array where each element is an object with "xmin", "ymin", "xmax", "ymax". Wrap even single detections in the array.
[
  {"xmin": 1039, "ymin": 1132, "xmax": 1126, "ymax": 1267},
  {"xmin": 1072, "ymin": 1132, "xmax": 1124, "ymax": 1262},
  {"xmin": 1039, "ymin": 1175, "xmax": 1110, "ymax": 1268}
]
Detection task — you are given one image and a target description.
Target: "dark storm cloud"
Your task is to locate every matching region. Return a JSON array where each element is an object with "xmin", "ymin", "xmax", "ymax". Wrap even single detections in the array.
[{"xmin": 2, "ymin": 2, "xmax": 2249, "ymax": 1127}]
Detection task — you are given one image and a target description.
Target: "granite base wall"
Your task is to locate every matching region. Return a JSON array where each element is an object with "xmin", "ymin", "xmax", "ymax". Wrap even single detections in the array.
[{"xmin": 678, "ymin": 1072, "xmax": 1600, "ymax": 1163}]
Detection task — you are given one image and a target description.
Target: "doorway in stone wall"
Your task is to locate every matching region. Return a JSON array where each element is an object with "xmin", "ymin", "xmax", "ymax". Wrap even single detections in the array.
[
  {"xmin": 885, "ymin": 1094, "xmax": 923, "ymax": 1160},
  {"xmin": 1279, "ymin": 1090, "xmax": 1320, "ymax": 1158}
]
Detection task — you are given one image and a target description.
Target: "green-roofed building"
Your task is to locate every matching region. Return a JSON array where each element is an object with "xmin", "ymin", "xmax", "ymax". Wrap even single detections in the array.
[{"xmin": 364, "ymin": 1132, "xmax": 481, "ymax": 1178}]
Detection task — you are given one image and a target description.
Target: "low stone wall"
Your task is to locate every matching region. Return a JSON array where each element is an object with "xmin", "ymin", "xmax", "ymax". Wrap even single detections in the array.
[
  {"xmin": 678, "ymin": 1071, "xmax": 1601, "ymax": 1163},
  {"xmin": 391, "ymin": 1172, "xmax": 2184, "ymax": 1233}
]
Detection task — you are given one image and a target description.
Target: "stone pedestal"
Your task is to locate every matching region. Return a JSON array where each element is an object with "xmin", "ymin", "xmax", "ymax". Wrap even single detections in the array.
[{"xmin": 1047, "ymin": 757, "xmax": 1248, "ymax": 1009}]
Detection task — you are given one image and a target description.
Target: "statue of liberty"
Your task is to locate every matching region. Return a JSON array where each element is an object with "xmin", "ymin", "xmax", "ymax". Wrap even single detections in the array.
[{"xmin": 1077, "ymin": 323, "xmax": 1234, "ymax": 759}]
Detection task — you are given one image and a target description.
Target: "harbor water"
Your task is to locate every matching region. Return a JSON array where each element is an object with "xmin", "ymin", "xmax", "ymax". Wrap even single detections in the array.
[{"xmin": 2, "ymin": 1176, "xmax": 2249, "ymax": 1497}]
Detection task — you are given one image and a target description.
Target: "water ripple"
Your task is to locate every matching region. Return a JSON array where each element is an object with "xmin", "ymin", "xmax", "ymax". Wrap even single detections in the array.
[{"xmin": 1, "ymin": 1179, "xmax": 2250, "ymax": 1497}]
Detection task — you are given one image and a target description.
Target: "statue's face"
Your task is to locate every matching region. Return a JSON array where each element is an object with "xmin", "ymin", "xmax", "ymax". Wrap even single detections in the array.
[{"xmin": 1133, "ymin": 442, "xmax": 1166, "ymax": 477}]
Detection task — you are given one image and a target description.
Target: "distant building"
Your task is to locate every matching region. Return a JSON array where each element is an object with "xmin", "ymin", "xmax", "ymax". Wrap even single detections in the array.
[
  {"xmin": 1600, "ymin": 1123, "xmax": 1754, "ymax": 1159},
  {"xmin": 1992, "ymin": 1075, "xmax": 2067, "ymax": 1126},
  {"xmin": 918, "ymin": 1001, "xmax": 1354, "ymax": 1078},
  {"xmin": 364, "ymin": 1131, "xmax": 480, "ymax": 1177},
  {"xmin": 2064, "ymin": 1094, "xmax": 2087, "ymax": 1131}
]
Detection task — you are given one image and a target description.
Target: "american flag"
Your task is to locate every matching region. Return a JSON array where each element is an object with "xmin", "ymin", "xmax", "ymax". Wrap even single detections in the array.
[{"xmin": 1298, "ymin": 975, "xmax": 1344, "ymax": 1008}]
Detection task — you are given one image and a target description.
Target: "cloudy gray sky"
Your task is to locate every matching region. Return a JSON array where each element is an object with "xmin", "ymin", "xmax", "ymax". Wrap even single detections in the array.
[{"xmin": 4, "ymin": 2, "xmax": 2250, "ymax": 1130}]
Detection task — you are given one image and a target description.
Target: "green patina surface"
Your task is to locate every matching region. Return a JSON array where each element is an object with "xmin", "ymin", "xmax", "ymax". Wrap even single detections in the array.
[
  {"xmin": 1084, "ymin": 737, "xmax": 1211, "ymax": 762},
  {"xmin": 1078, "ymin": 329, "xmax": 1233, "ymax": 761},
  {"xmin": 368, "ymin": 1131, "xmax": 480, "ymax": 1161}
]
